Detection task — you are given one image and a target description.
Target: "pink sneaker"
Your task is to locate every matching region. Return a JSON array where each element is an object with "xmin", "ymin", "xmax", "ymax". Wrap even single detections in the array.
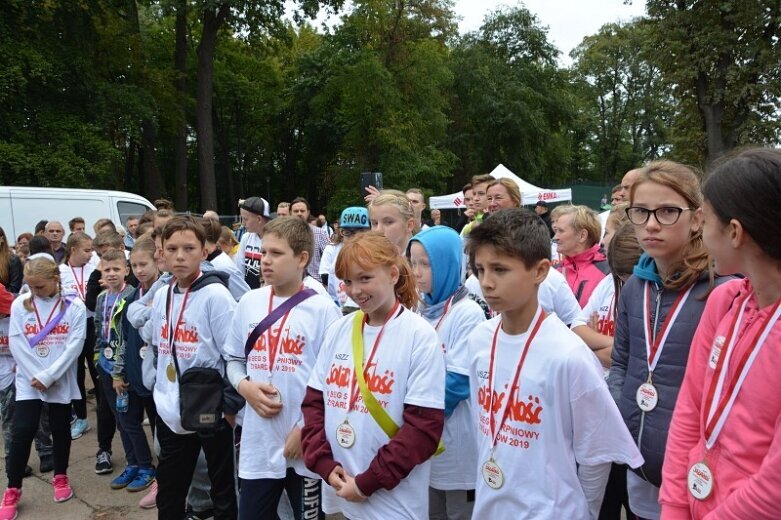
[
  {"xmin": 52, "ymin": 474, "xmax": 73, "ymax": 503},
  {"xmin": 0, "ymin": 488, "xmax": 21, "ymax": 520},
  {"xmin": 138, "ymin": 480, "xmax": 157, "ymax": 509}
]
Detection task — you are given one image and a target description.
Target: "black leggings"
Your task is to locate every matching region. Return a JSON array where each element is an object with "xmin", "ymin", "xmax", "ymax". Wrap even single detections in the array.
[
  {"xmin": 74, "ymin": 318, "xmax": 98, "ymax": 419},
  {"xmin": 7, "ymin": 401, "xmax": 71, "ymax": 488}
]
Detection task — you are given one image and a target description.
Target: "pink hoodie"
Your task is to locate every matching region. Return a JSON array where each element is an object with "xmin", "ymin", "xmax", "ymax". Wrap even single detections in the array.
[
  {"xmin": 660, "ymin": 278, "xmax": 781, "ymax": 519},
  {"xmin": 557, "ymin": 243, "xmax": 607, "ymax": 306}
]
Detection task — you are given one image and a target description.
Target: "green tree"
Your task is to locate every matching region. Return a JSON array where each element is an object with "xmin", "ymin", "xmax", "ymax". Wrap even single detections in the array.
[
  {"xmin": 570, "ymin": 20, "xmax": 673, "ymax": 182},
  {"xmin": 646, "ymin": 0, "xmax": 781, "ymax": 166},
  {"xmin": 447, "ymin": 7, "xmax": 576, "ymax": 188}
]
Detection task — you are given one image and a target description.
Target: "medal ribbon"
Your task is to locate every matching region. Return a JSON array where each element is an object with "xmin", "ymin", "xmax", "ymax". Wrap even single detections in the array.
[
  {"xmin": 32, "ymin": 297, "xmax": 62, "ymax": 330},
  {"xmin": 346, "ymin": 300, "xmax": 400, "ymax": 414},
  {"xmin": 487, "ymin": 306, "xmax": 546, "ymax": 453},
  {"xmin": 433, "ymin": 296, "xmax": 454, "ymax": 331},
  {"xmin": 70, "ymin": 265, "xmax": 86, "ymax": 301},
  {"xmin": 103, "ymin": 283, "xmax": 126, "ymax": 342},
  {"xmin": 643, "ymin": 283, "xmax": 693, "ymax": 373},
  {"xmin": 703, "ymin": 293, "xmax": 781, "ymax": 449},
  {"xmin": 166, "ymin": 275, "xmax": 199, "ymax": 361},
  {"xmin": 264, "ymin": 286, "xmax": 302, "ymax": 380}
]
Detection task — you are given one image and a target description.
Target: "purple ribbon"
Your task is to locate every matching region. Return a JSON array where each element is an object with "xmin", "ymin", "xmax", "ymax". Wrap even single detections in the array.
[{"xmin": 28, "ymin": 298, "xmax": 73, "ymax": 348}]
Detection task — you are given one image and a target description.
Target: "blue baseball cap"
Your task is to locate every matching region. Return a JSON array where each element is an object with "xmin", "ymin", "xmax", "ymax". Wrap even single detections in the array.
[{"xmin": 340, "ymin": 207, "xmax": 370, "ymax": 229}]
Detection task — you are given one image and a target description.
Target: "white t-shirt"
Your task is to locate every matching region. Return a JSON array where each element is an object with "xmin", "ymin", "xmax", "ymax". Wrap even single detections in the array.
[
  {"xmin": 318, "ymin": 243, "xmax": 358, "ymax": 309},
  {"xmin": 571, "ymin": 274, "xmax": 616, "ymax": 336},
  {"xmin": 308, "ymin": 308, "xmax": 445, "ymax": 520},
  {"xmin": 458, "ymin": 311, "xmax": 643, "ymax": 519},
  {"xmin": 59, "ymin": 262, "xmax": 97, "ymax": 318},
  {"xmin": 0, "ymin": 318, "xmax": 15, "ymax": 390},
  {"xmin": 224, "ymin": 286, "xmax": 340, "ymax": 480},
  {"xmin": 422, "ymin": 297, "xmax": 485, "ymax": 491},
  {"xmin": 465, "ymin": 268, "xmax": 581, "ymax": 325},
  {"xmin": 151, "ymin": 279, "xmax": 236, "ymax": 434},
  {"xmin": 9, "ymin": 295, "xmax": 86, "ymax": 403},
  {"xmin": 235, "ymin": 232, "xmax": 262, "ymax": 288}
]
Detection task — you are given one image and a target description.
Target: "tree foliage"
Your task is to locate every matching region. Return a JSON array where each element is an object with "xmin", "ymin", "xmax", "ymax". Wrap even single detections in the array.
[{"xmin": 1, "ymin": 0, "xmax": 779, "ymax": 215}]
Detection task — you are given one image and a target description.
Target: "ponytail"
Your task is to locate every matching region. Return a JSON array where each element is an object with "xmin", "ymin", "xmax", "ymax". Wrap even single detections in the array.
[{"xmin": 395, "ymin": 258, "xmax": 419, "ymax": 310}]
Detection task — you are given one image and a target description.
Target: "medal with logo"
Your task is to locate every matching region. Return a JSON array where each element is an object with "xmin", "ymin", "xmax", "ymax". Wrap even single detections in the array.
[
  {"xmin": 30, "ymin": 297, "xmax": 62, "ymax": 358},
  {"xmin": 637, "ymin": 283, "xmax": 693, "ymax": 412},
  {"xmin": 688, "ymin": 292, "xmax": 781, "ymax": 501},
  {"xmin": 260, "ymin": 287, "xmax": 300, "ymax": 405},
  {"xmin": 482, "ymin": 306, "xmax": 546, "ymax": 490},
  {"xmin": 165, "ymin": 279, "xmax": 197, "ymax": 383},
  {"xmin": 337, "ymin": 301, "xmax": 400, "ymax": 449}
]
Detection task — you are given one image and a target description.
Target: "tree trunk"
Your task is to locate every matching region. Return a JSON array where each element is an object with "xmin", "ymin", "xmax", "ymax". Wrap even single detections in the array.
[
  {"xmin": 695, "ymin": 72, "xmax": 727, "ymax": 167},
  {"xmin": 127, "ymin": 0, "xmax": 164, "ymax": 201},
  {"xmin": 141, "ymin": 120, "xmax": 164, "ymax": 201},
  {"xmin": 195, "ymin": 4, "xmax": 229, "ymax": 212},
  {"xmin": 174, "ymin": 0, "xmax": 189, "ymax": 211}
]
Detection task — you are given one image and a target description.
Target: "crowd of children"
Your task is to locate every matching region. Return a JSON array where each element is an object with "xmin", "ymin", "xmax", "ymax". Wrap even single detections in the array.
[{"xmin": 0, "ymin": 147, "xmax": 778, "ymax": 520}]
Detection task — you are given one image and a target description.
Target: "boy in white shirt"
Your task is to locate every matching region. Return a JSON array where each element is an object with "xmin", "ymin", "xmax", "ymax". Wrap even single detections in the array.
[
  {"xmin": 225, "ymin": 216, "xmax": 340, "ymax": 519},
  {"xmin": 150, "ymin": 216, "xmax": 239, "ymax": 519},
  {"xmin": 458, "ymin": 208, "xmax": 643, "ymax": 519}
]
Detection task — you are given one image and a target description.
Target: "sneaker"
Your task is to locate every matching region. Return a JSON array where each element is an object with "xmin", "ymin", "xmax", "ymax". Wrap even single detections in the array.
[
  {"xmin": 70, "ymin": 418, "xmax": 90, "ymax": 440},
  {"xmin": 184, "ymin": 508, "xmax": 214, "ymax": 520},
  {"xmin": 70, "ymin": 413, "xmax": 77, "ymax": 425},
  {"xmin": 95, "ymin": 450, "xmax": 113, "ymax": 474},
  {"xmin": 0, "ymin": 487, "xmax": 21, "ymax": 520},
  {"xmin": 52, "ymin": 474, "xmax": 73, "ymax": 503},
  {"xmin": 138, "ymin": 481, "xmax": 157, "ymax": 509},
  {"xmin": 39, "ymin": 456, "xmax": 54, "ymax": 474},
  {"xmin": 110, "ymin": 465, "xmax": 138, "ymax": 489},
  {"xmin": 127, "ymin": 468, "xmax": 155, "ymax": 492}
]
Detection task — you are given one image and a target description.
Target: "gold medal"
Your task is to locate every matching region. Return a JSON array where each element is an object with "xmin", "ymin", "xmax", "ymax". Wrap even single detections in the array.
[{"xmin": 166, "ymin": 362, "xmax": 176, "ymax": 382}]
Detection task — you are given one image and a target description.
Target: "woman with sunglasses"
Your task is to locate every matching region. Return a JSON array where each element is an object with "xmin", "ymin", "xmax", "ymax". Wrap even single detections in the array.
[
  {"xmin": 606, "ymin": 161, "xmax": 731, "ymax": 520},
  {"xmin": 0, "ymin": 227, "xmax": 23, "ymax": 294}
]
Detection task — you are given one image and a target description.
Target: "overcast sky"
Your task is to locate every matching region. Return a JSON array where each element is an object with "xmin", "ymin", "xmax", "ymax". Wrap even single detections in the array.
[{"xmin": 454, "ymin": 0, "xmax": 648, "ymax": 63}]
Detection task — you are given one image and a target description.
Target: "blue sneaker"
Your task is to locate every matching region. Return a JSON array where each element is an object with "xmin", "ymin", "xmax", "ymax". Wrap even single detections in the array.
[
  {"xmin": 110, "ymin": 466, "xmax": 139, "ymax": 490},
  {"xmin": 70, "ymin": 418, "xmax": 90, "ymax": 440},
  {"xmin": 126, "ymin": 467, "xmax": 156, "ymax": 492}
]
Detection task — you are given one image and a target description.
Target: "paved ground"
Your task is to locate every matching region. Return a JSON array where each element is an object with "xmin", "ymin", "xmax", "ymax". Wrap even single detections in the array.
[{"xmin": 0, "ymin": 392, "xmax": 157, "ymax": 520}]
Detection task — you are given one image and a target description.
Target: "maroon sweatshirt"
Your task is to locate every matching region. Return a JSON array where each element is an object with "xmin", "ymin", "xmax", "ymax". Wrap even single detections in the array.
[{"xmin": 301, "ymin": 386, "xmax": 444, "ymax": 496}]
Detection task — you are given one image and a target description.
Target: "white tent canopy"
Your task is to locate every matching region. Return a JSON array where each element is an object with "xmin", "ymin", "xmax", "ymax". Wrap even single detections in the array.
[{"xmin": 429, "ymin": 164, "xmax": 573, "ymax": 209}]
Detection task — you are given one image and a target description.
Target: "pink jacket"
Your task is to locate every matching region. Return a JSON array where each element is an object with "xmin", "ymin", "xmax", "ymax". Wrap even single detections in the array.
[
  {"xmin": 557, "ymin": 243, "xmax": 608, "ymax": 306},
  {"xmin": 660, "ymin": 278, "xmax": 781, "ymax": 519}
]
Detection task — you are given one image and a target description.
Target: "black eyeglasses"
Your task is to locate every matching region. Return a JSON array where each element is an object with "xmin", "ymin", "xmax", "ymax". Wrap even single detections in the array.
[{"xmin": 626, "ymin": 207, "xmax": 694, "ymax": 226}]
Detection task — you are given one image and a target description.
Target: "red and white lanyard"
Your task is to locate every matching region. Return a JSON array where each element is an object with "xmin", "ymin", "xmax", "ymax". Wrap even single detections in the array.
[
  {"xmin": 69, "ymin": 264, "xmax": 86, "ymax": 301},
  {"xmin": 102, "ymin": 284, "xmax": 126, "ymax": 342},
  {"xmin": 346, "ymin": 301, "xmax": 400, "ymax": 413},
  {"xmin": 166, "ymin": 275, "xmax": 199, "ymax": 357},
  {"xmin": 486, "ymin": 306, "xmax": 546, "ymax": 453},
  {"xmin": 433, "ymin": 296, "xmax": 454, "ymax": 331},
  {"xmin": 264, "ymin": 286, "xmax": 302, "ymax": 381},
  {"xmin": 703, "ymin": 293, "xmax": 781, "ymax": 449},
  {"xmin": 32, "ymin": 297, "xmax": 62, "ymax": 330},
  {"xmin": 642, "ymin": 283, "xmax": 693, "ymax": 373}
]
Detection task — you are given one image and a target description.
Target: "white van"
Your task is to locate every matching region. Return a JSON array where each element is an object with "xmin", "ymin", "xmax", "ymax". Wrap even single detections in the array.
[{"xmin": 0, "ymin": 186, "xmax": 154, "ymax": 243}]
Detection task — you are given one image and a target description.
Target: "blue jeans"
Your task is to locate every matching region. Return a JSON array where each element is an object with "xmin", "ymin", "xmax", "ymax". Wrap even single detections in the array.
[
  {"xmin": 107, "ymin": 371, "xmax": 154, "ymax": 468},
  {"xmin": 239, "ymin": 468, "xmax": 322, "ymax": 520},
  {"xmin": 0, "ymin": 382, "xmax": 52, "ymax": 463}
]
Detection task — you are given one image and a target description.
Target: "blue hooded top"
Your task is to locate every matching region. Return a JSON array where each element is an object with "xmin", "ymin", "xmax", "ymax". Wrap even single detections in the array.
[{"xmin": 408, "ymin": 226, "xmax": 463, "ymax": 307}]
